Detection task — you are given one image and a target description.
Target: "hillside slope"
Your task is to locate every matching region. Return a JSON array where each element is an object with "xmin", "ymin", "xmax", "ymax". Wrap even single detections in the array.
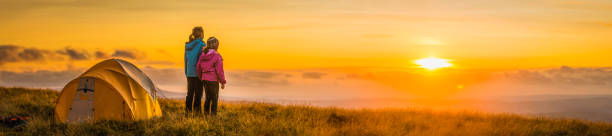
[{"xmin": 1, "ymin": 87, "xmax": 611, "ymax": 135}]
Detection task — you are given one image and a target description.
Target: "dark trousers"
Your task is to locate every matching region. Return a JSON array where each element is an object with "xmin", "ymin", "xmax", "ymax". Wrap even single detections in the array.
[
  {"xmin": 203, "ymin": 80, "xmax": 219, "ymax": 115},
  {"xmin": 185, "ymin": 77, "xmax": 203, "ymax": 114}
]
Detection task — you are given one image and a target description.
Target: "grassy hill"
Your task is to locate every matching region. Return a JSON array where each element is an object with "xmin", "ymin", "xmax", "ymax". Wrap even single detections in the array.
[{"xmin": 1, "ymin": 87, "xmax": 611, "ymax": 135}]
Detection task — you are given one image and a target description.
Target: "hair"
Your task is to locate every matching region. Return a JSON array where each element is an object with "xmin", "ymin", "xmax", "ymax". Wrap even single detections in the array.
[
  {"xmin": 204, "ymin": 37, "xmax": 219, "ymax": 54},
  {"xmin": 187, "ymin": 26, "xmax": 204, "ymax": 43}
]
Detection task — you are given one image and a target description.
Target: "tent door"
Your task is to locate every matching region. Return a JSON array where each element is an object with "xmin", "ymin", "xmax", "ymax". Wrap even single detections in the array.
[{"xmin": 67, "ymin": 77, "xmax": 95, "ymax": 123}]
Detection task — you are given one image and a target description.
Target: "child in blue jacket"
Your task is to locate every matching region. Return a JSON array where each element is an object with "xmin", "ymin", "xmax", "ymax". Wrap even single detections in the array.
[{"xmin": 184, "ymin": 26, "xmax": 206, "ymax": 115}]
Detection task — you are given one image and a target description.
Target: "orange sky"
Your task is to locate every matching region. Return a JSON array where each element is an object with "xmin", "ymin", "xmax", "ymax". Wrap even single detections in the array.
[
  {"xmin": 2, "ymin": 0, "xmax": 612, "ymax": 112},
  {"xmin": 1, "ymin": 0, "xmax": 612, "ymax": 72}
]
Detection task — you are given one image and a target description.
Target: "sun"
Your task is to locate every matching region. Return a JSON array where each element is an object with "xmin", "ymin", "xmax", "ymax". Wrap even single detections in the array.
[{"xmin": 414, "ymin": 57, "xmax": 453, "ymax": 70}]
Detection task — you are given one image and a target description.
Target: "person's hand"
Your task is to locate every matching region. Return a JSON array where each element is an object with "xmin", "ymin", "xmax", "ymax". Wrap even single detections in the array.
[{"xmin": 220, "ymin": 84, "xmax": 225, "ymax": 89}]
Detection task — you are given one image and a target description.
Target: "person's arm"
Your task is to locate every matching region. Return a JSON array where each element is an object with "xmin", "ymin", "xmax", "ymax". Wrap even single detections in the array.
[
  {"xmin": 196, "ymin": 49, "xmax": 202, "ymax": 61},
  {"xmin": 184, "ymin": 56, "xmax": 188, "ymax": 75},
  {"xmin": 214, "ymin": 55, "xmax": 226, "ymax": 89},
  {"xmin": 196, "ymin": 54, "xmax": 204, "ymax": 79},
  {"xmin": 195, "ymin": 46, "xmax": 203, "ymax": 76},
  {"xmin": 185, "ymin": 39, "xmax": 197, "ymax": 50}
]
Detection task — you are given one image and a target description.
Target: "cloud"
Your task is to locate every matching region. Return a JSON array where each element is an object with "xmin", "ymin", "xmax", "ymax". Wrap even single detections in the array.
[
  {"xmin": 94, "ymin": 51, "xmax": 109, "ymax": 59},
  {"xmin": 6, "ymin": 65, "xmax": 611, "ymax": 100},
  {"xmin": 112, "ymin": 50, "xmax": 145, "ymax": 60},
  {"xmin": 140, "ymin": 67, "xmax": 185, "ymax": 88},
  {"xmin": 505, "ymin": 66, "xmax": 612, "ymax": 87},
  {"xmin": 302, "ymin": 72, "xmax": 327, "ymax": 79},
  {"xmin": 0, "ymin": 68, "xmax": 296, "ymax": 91},
  {"xmin": 0, "ymin": 45, "xmax": 148, "ymax": 65},
  {"xmin": 56, "ymin": 47, "xmax": 89, "ymax": 60},
  {"xmin": 228, "ymin": 71, "xmax": 290, "ymax": 87},
  {"xmin": 0, "ymin": 45, "xmax": 54, "ymax": 65},
  {"xmin": 0, "ymin": 45, "xmax": 21, "ymax": 64},
  {"xmin": 0, "ymin": 67, "xmax": 184, "ymax": 90},
  {"xmin": 0, "ymin": 69, "xmax": 83, "ymax": 88},
  {"xmin": 19, "ymin": 48, "xmax": 47, "ymax": 61}
]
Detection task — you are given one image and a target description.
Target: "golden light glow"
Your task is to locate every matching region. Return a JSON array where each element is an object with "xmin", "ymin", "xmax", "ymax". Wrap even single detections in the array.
[
  {"xmin": 0, "ymin": 0, "xmax": 612, "ymax": 72},
  {"xmin": 419, "ymin": 37, "xmax": 444, "ymax": 45},
  {"xmin": 415, "ymin": 57, "xmax": 453, "ymax": 70},
  {"xmin": 457, "ymin": 84, "xmax": 464, "ymax": 89}
]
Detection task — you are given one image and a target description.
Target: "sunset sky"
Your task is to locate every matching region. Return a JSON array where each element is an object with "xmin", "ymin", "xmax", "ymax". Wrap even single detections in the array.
[
  {"xmin": 1, "ymin": 0, "xmax": 612, "ymax": 103},
  {"xmin": 3, "ymin": 0, "xmax": 612, "ymax": 123},
  {"xmin": 1, "ymin": 0, "xmax": 611, "ymax": 72}
]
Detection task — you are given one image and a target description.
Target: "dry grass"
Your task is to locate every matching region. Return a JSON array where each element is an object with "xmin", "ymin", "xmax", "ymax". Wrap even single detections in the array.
[{"xmin": 1, "ymin": 87, "xmax": 611, "ymax": 136}]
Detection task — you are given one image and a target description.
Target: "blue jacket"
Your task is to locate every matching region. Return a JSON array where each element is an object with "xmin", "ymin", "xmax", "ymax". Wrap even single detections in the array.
[{"xmin": 184, "ymin": 39, "xmax": 206, "ymax": 77}]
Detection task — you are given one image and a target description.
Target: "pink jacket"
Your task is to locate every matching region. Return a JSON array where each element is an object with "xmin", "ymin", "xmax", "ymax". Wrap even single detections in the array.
[{"xmin": 196, "ymin": 49, "xmax": 226, "ymax": 84}]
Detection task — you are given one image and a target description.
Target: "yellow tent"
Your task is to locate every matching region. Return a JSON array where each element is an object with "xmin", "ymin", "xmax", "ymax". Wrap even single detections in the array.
[{"xmin": 54, "ymin": 59, "xmax": 162, "ymax": 123}]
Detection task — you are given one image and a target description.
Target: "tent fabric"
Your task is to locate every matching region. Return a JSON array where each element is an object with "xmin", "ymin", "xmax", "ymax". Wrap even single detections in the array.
[{"xmin": 54, "ymin": 59, "xmax": 162, "ymax": 123}]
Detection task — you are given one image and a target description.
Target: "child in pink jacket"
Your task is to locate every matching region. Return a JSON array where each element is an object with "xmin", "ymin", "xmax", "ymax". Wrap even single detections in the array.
[{"xmin": 196, "ymin": 37, "xmax": 226, "ymax": 116}]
